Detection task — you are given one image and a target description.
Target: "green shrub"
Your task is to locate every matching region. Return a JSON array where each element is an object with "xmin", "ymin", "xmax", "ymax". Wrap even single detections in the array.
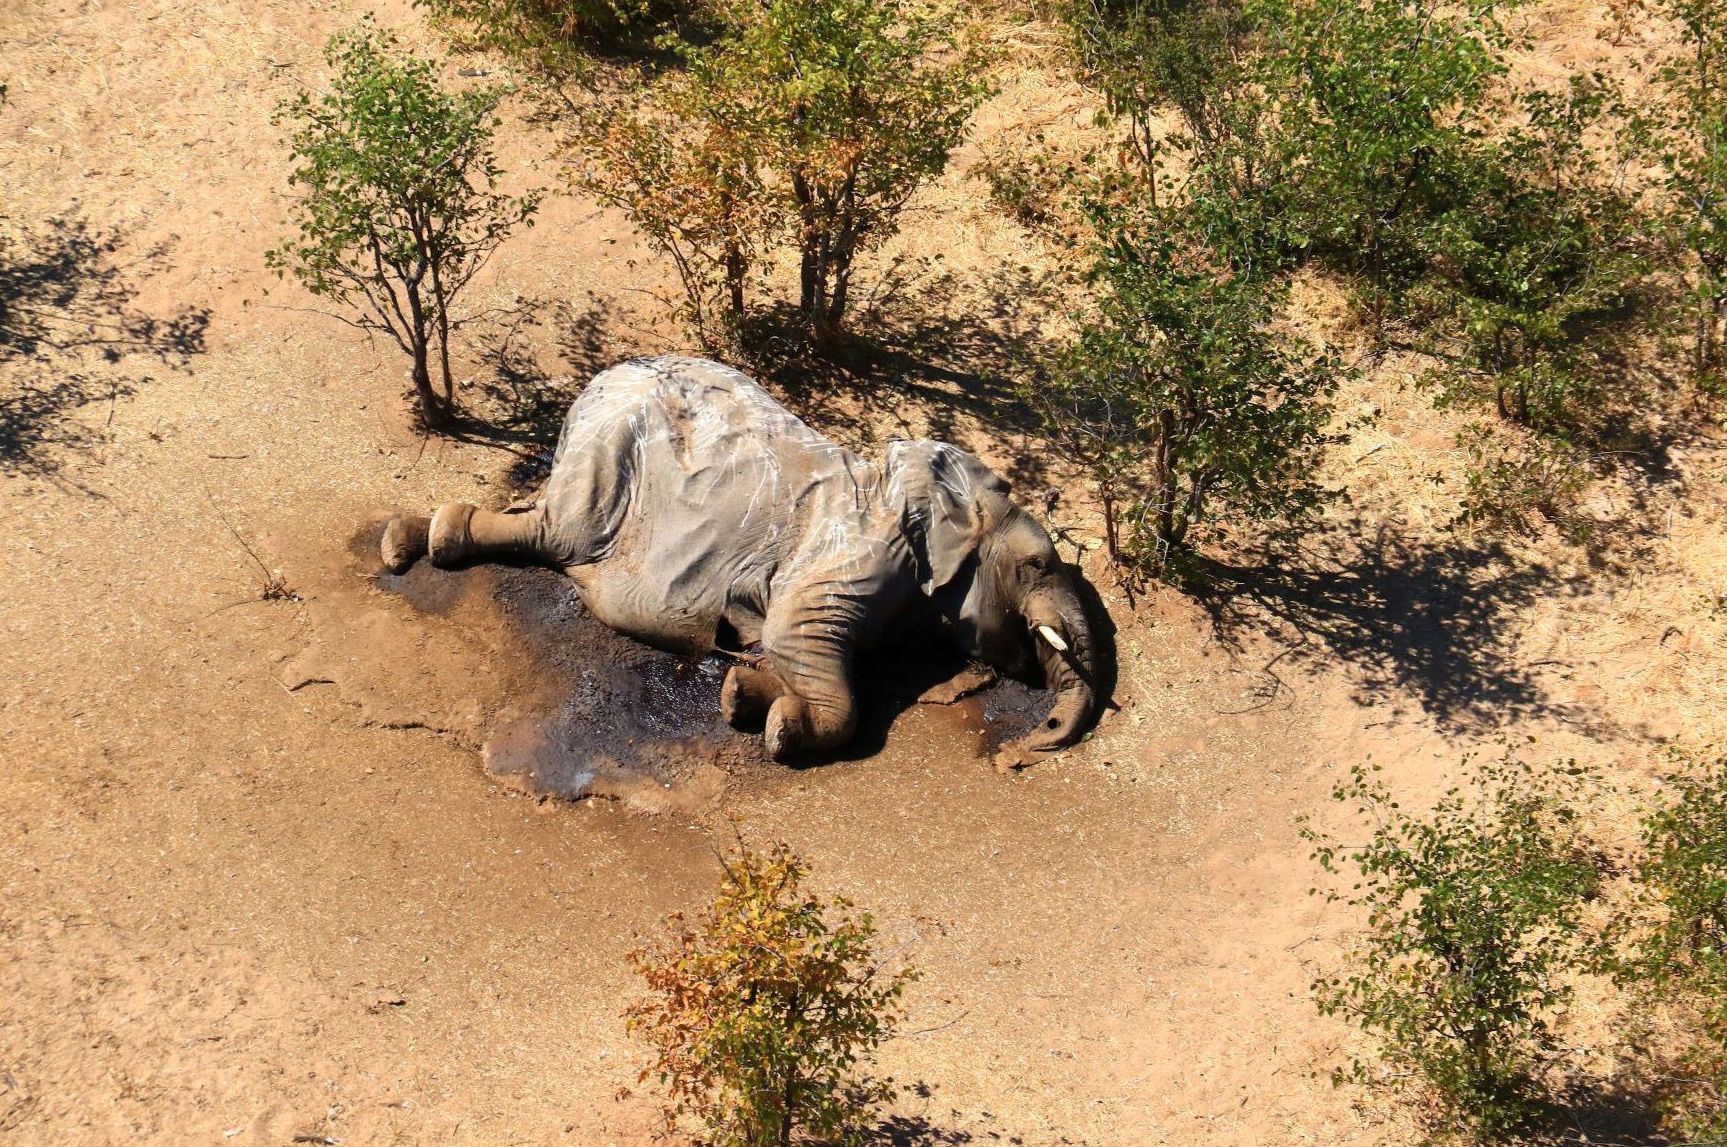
[
  {"xmin": 1063, "ymin": 0, "xmax": 1259, "ymax": 177},
  {"xmin": 417, "ymin": 0, "xmax": 674, "ymax": 74},
  {"xmin": 1615, "ymin": 752, "xmax": 1727, "ymax": 1142},
  {"xmin": 625, "ymin": 841, "xmax": 916, "ymax": 1147},
  {"xmin": 1039, "ymin": 0, "xmax": 1350, "ymax": 581},
  {"xmin": 578, "ymin": 0, "xmax": 989, "ymax": 349},
  {"xmin": 268, "ymin": 23, "xmax": 540, "ymax": 429},
  {"xmin": 1259, "ymin": 0, "xmax": 1513, "ymax": 312},
  {"xmin": 1415, "ymin": 79, "xmax": 1650, "ymax": 436},
  {"xmin": 1454, "ymin": 421, "xmax": 1594, "ymax": 544},
  {"xmin": 973, "ymin": 136, "xmax": 1071, "ymax": 235},
  {"xmin": 1639, "ymin": 0, "xmax": 1727, "ymax": 394},
  {"xmin": 1032, "ymin": 187, "xmax": 1341, "ymax": 578},
  {"xmin": 1302, "ymin": 754, "xmax": 1601, "ymax": 1138}
]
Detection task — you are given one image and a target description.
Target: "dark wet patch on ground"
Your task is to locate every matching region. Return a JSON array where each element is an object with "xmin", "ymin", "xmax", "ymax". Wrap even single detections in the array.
[
  {"xmin": 374, "ymin": 559, "xmax": 477, "ymax": 616},
  {"xmin": 976, "ymin": 677, "xmax": 1049, "ymax": 752},
  {"xmin": 359, "ymin": 519, "xmax": 1059, "ymax": 803}
]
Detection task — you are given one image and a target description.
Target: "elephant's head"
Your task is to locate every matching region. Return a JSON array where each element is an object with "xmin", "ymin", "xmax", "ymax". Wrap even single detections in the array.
[{"xmin": 889, "ymin": 441, "xmax": 1101, "ymax": 756}]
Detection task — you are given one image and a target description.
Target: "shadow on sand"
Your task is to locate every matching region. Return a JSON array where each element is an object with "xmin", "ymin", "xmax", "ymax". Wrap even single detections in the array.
[
  {"xmin": 1187, "ymin": 520, "xmax": 1605, "ymax": 735},
  {"xmin": 0, "ymin": 214, "xmax": 208, "ymax": 482},
  {"xmin": 740, "ymin": 264, "xmax": 1061, "ymax": 492},
  {"xmin": 459, "ymin": 265, "xmax": 1064, "ymax": 495}
]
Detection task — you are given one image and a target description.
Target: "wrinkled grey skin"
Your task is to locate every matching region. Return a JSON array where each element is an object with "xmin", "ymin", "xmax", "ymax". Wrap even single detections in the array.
[{"xmin": 381, "ymin": 356, "xmax": 1099, "ymax": 763}]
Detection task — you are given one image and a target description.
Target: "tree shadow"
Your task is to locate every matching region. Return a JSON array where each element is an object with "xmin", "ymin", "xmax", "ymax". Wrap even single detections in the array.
[
  {"xmin": 1187, "ymin": 520, "xmax": 1607, "ymax": 735},
  {"xmin": 0, "ymin": 213, "xmax": 209, "ymax": 481},
  {"xmin": 867, "ymin": 1087, "xmax": 1077, "ymax": 1146},
  {"xmin": 1525, "ymin": 1081, "xmax": 1669, "ymax": 1146},
  {"xmin": 869, "ymin": 1116, "xmax": 979, "ymax": 1146},
  {"xmin": 458, "ymin": 295, "xmax": 648, "ymax": 489},
  {"xmin": 741, "ymin": 261, "xmax": 1062, "ymax": 492}
]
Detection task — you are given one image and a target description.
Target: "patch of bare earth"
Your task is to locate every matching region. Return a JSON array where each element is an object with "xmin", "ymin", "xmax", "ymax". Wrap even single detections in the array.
[{"xmin": 2, "ymin": 0, "xmax": 1723, "ymax": 1144}]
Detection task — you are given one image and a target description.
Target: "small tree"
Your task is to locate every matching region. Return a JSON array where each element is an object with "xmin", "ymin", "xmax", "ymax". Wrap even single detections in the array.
[
  {"xmin": 1414, "ymin": 79, "xmax": 1649, "ymax": 435},
  {"xmin": 1252, "ymin": 0, "xmax": 1512, "ymax": 312},
  {"xmin": 269, "ymin": 23, "xmax": 540, "ymax": 429},
  {"xmin": 1302, "ymin": 754, "xmax": 1601, "ymax": 1138},
  {"xmin": 577, "ymin": 68, "xmax": 774, "ymax": 350},
  {"xmin": 1033, "ymin": 188, "xmax": 1340, "ymax": 579},
  {"xmin": 1614, "ymin": 751, "xmax": 1727, "ymax": 1141},
  {"xmin": 578, "ymin": 0, "xmax": 988, "ymax": 349},
  {"xmin": 1063, "ymin": 0, "xmax": 1260, "ymax": 182},
  {"xmin": 625, "ymin": 841, "xmax": 916, "ymax": 1147},
  {"xmin": 1643, "ymin": 0, "xmax": 1727, "ymax": 392},
  {"xmin": 729, "ymin": 0, "xmax": 989, "ymax": 343}
]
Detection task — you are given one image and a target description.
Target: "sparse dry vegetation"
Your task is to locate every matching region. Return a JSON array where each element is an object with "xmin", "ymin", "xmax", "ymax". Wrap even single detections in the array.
[{"xmin": 625, "ymin": 841, "xmax": 915, "ymax": 1147}]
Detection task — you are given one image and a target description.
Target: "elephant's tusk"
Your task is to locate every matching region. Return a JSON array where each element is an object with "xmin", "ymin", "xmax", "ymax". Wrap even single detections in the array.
[{"xmin": 1035, "ymin": 624, "xmax": 1068, "ymax": 653}]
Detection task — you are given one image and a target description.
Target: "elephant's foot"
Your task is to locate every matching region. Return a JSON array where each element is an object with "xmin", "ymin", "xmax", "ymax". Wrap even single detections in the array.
[
  {"xmin": 764, "ymin": 696, "xmax": 804, "ymax": 762},
  {"xmin": 763, "ymin": 694, "xmax": 855, "ymax": 763},
  {"xmin": 427, "ymin": 503, "xmax": 478, "ymax": 567},
  {"xmin": 720, "ymin": 664, "xmax": 782, "ymax": 731},
  {"xmin": 380, "ymin": 514, "xmax": 431, "ymax": 574}
]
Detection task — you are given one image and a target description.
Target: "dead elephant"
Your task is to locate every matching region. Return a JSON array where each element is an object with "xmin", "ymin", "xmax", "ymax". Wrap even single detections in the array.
[{"xmin": 381, "ymin": 356, "xmax": 1101, "ymax": 764}]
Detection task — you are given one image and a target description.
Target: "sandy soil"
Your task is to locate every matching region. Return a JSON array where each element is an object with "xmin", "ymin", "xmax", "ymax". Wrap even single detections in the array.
[{"xmin": 3, "ymin": 0, "xmax": 1726, "ymax": 1144}]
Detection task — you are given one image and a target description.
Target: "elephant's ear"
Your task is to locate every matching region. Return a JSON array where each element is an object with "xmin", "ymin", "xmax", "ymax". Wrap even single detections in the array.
[{"xmin": 888, "ymin": 440, "xmax": 1010, "ymax": 594}]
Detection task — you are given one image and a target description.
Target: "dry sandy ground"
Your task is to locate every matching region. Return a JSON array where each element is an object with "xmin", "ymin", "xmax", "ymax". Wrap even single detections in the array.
[{"xmin": 4, "ymin": 1, "xmax": 1727, "ymax": 1145}]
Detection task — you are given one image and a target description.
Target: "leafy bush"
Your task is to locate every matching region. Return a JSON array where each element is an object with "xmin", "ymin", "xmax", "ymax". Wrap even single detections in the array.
[
  {"xmin": 1032, "ymin": 187, "xmax": 1341, "ymax": 577},
  {"xmin": 1064, "ymin": 0, "xmax": 1259, "ymax": 177},
  {"xmin": 1415, "ymin": 79, "xmax": 1650, "ymax": 436},
  {"xmin": 578, "ymin": 0, "xmax": 989, "ymax": 348},
  {"xmin": 1302, "ymin": 754, "xmax": 1602, "ymax": 1137},
  {"xmin": 578, "ymin": 72, "xmax": 774, "ymax": 349},
  {"xmin": 1253, "ymin": 0, "xmax": 1511, "ymax": 310},
  {"xmin": 1641, "ymin": 0, "xmax": 1727, "ymax": 394},
  {"xmin": 268, "ymin": 22, "xmax": 540, "ymax": 429},
  {"xmin": 1065, "ymin": 0, "xmax": 1514, "ymax": 304},
  {"xmin": 1454, "ymin": 421, "xmax": 1594, "ymax": 544},
  {"xmin": 1614, "ymin": 752, "xmax": 1727, "ymax": 1142},
  {"xmin": 417, "ymin": 0, "xmax": 675, "ymax": 74},
  {"xmin": 625, "ymin": 841, "xmax": 916, "ymax": 1147},
  {"xmin": 973, "ymin": 136, "xmax": 1071, "ymax": 236},
  {"xmin": 1062, "ymin": 0, "xmax": 1655, "ymax": 441}
]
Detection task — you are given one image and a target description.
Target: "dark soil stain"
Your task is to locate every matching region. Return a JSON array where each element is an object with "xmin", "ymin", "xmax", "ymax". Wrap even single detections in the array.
[
  {"xmin": 977, "ymin": 677, "xmax": 1050, "ymax": 752},
  {"xmin": 357, "ymin": 520, "xmax": 1059, "ymax": 802}
]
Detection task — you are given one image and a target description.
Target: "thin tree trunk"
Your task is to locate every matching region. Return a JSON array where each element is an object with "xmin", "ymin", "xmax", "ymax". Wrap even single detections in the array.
[
  {"xmin": 726, "ymin": 240, "xmax": 746, "ymax": 318},
  {"xmin": 792, "ymin": 168, "xmax": 820, "ymax": 317},
  {"xmin": 778, "ymin": 1068, "xmax": 796, "ymax": 1147},
  {"xmin": 824, "ymin": 221, "xmax": 856, "ymax": 336},
  {"xmin": 1153, "ymin": 411, "xmax": 1177, "ymax": 555},
  {"xmin": 411, "ymin": 339, "xmax": 442, "ymax": 429},
  {"xmin": 429, "ymin": 251, "xmax": 456, "ymax": 413},
  {"xmin": 405, "ymin": 285, "xmax": 445, "ymax": 429}
]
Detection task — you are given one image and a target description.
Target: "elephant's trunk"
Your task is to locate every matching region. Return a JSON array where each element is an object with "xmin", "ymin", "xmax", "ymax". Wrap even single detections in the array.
[{"xmin": 1013, "ymin": 581, "xmax": 1098, "ymax": 756}]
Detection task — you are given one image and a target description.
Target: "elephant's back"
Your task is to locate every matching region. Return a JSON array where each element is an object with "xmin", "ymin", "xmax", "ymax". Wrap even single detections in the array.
[
  {"xmin": 566, "ymin": 355, "xmax": 823, "ymax": 447},
  {"xmin": 540, "ymin": 356, "xmax": 882, "ymax": 649}
]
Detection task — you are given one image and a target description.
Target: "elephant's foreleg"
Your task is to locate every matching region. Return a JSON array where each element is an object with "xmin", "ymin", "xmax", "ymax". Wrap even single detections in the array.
[
  {"xmin": 721, "ymin": 663, "xmax": 784, "ymax": 731},
  {"xmin": 760, "ymin": 595, "xmax": 863, "ymax": 761}
]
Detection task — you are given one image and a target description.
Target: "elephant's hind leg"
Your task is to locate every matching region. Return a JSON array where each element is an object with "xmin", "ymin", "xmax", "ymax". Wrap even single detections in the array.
[
  {"xmin": 381, "ymin": 514, "xmax": 432, "ymax": 573},
  {"xmin": 381, "ymin": 502, "xmax": 558, "ymax": 572},
  {"xmin": 424, "ymin": 502, "xmax": 558, "ymax": 568}
]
